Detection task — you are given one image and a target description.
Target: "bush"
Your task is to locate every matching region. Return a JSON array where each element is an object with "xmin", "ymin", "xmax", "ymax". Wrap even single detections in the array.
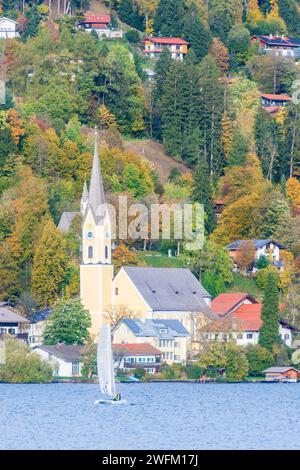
[
  {"xmin": 0, "ymin": 336, "xmax": 53, "ymax": 383},
  {"xmin": 246, "ymin": 344, "xmax": 274, "ymax": 376},
  {"xmin": 133, "ymin": 367, "xmax": 146, "ymax": 379},
  {"xmin": 125, "ymin": 29, "xmax": 140, "ymax": 43},
  {"xmin": 185, "ymin": 364, "xmax": 204, "ymax": 379}
]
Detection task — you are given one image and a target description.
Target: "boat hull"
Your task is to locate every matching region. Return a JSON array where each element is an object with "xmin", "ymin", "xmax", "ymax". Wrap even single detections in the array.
[{"xmin": 94, "ymin": 399, "xmax": 127, "ymax": 405}]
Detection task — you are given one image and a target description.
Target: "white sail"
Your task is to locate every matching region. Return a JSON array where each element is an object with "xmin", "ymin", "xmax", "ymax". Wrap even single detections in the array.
[{"xmin": 97, "ymin": 322, "xmax": 116, "ymax": 398}]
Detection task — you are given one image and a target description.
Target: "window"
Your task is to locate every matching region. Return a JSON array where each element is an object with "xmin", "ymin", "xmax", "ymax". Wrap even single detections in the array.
[
  {"xmin": 105, "ymin": 245, "xmax": 108, "ymax": 260},
  {"xmin": 246, "ymin": 333, "xmax": 253, "ymax": 339},
  {"xmin": 284, "ymin": 334, "xmax": 290, "ymax": 340},
  {"xmin": 88, "ymin": 245, "xmax": 93, "ymax": 259},
  {"xmin": 237, "ymin": 334, "xmax": 243, "ymax": 339},
  {"xmin": 8, "ymin": 328, "xmax": 15, "ymax": 335},
  {"xmin": 115, "ymin": 287, "xmax": 119, "ymax": 295},
  {"xmin": 72, "ymin": 360, "xmax": 80, "ymax": 376},
  {"xmin": 174, "ymin": 341, "xmax": 179, "ymax": 348}
]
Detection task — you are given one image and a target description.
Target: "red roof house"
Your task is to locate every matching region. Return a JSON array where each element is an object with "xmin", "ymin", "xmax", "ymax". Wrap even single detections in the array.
[
  {"xmin": 113, "ymin": 343, "xmax": 162, "ymax": 374},
  {"xmin": 211, "ymin": 293, "xmax": 258, "ymax": 317},
  {"xmin": 81, "ymin": 12, "xmax": 111, "ymax": 29},
  {"xmin": 261, "ymin": 93, "xmax": 292, "ymax": 108}
]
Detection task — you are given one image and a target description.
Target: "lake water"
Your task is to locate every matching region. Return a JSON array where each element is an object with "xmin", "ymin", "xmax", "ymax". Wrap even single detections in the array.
[{"xmin": 0, "ymin": 382, "xmax": 299, "ymax": 450}]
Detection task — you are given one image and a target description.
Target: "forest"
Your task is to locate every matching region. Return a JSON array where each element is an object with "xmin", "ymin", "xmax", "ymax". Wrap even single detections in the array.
[{"xmin": 0, "ymin": 0, "xmax": 299, "ymax": 333}]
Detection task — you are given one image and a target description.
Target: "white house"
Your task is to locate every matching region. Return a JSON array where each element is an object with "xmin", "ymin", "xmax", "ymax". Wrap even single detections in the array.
[
  {"xmin": 78, "ymin": 12, "xmax": 123, "ymax": 39},
  {"xmin": 227, "ymin": 239, "xmax": 287, "ymax": 273},
  {"xmin": 0, "ymin": 304, "xmax": 29, "ymax": 341},
  {"xmin": 28, "ymin": 308, "xmax": 52, "ymax": 346},
  {"xmin": 113, "ymin": 319, "xmax": 190, "ymax": 365},
  {"xmin": 200, "ymin": 303, "xmax": 297, "ymax": 348},
  {"xmin": 33, "ymin": 344, "xmax": 84, "ymax": 377},
  {"xmin": 113, "ymin": 343, "xmax": 162, "ymax": 374},
  {"xmin": 0, "ymin": 17, "xmax": 19, "ymax": 39}
]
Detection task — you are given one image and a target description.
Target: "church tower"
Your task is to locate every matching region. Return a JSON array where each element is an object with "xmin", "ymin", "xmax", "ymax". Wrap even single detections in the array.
[{"xmin": 80, "ymin": 135, "xmax": 113, "ymax": 338}]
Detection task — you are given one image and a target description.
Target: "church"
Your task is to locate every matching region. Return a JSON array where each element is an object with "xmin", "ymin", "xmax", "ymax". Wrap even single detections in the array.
[{"xmin": 78, "ymin": 137, "xmax": 215, "ymax": 340}]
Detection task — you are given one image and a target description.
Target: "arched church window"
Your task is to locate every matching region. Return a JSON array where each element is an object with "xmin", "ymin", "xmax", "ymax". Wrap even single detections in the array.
[
  {"xmin": 88, "ymin": 246, "xmax": 93, "ymax": 259},
  {"xmin": 105, "ymin": 245, "xmax": 108, "ymax": 260}
]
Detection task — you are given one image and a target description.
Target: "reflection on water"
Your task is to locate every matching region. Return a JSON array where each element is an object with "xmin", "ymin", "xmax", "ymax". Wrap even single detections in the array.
[{"xmin": 0, "ymin": 382, "xmax": 299, "ymax": 450}]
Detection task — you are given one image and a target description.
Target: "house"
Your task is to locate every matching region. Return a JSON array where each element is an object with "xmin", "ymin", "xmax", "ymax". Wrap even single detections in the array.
[
  {"xmin": 113, "ymin": 319, "xmax": 190, "ymax": 365},
  {"xmin": 260, "ymin": 93, "xmax": 292, "ymax": 109},
  {"xmin": 113, "ymin": 343, "xmax": 162, "ymax": 374},
  {"xmin": 212, "ymin": 292, "xmax": 258, "ymax": 317},
  {"xmin": 262, "ymin": 367, "xmax": 299, "ymax": 383},
  {"xmin": 143, "ymin": 37, "xmax": 189, "ymax": 60},
  {"xmin": 113, "ymin": 266, "xmax": 214, "ymax": 339},
  {"xmin": 200, "ymin": 303, "xmax": 297, "ymax": 347},
  {"xmin": 251, "ymin": 34, "xmax": 300, "ymax": 59},
  {"xmin": 0, "ymin": 17, "xmax": 19, "ymax": 39},
  {"xmin": 227, "ymin": 239, "xmax": 287, "ymax": 273},
  {"xmin": 214, "ymin": 199, "xmax": 225, "ymax": 219},
  {"xmin": 0, "ymin": 305, "xmax": 29, "ymax": 341},
  {"xmin": 33, "ymin": 344, "xmax": 84, "ymax": 377},
  {"xmin": 28, "ymin": 307, "xmax": 52, "ymax": 346},
  {"xmin": 78, "ymin": 11, "xmax": 123, "ymax": 39}
]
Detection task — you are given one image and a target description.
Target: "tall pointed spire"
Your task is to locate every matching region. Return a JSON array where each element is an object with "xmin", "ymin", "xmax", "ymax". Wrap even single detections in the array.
[
  {"xmin": 88, "ymin": 132, "xmax": 106, "ymax": 220},
  {"xmin": 81, "ymin": 179, "xmax": 89, "ymax": 215}
]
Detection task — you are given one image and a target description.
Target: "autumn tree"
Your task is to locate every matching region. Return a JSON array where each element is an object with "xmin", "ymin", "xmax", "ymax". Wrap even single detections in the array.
[
  {"xmin": 235, "ymin": 240, "xmax": 256, "ymax": 274},
  {"xmin": 286, "ymin": 177, "xmax": 300, "ymax": 214},
  {"xmin": 32, "ymin": 219, "xmax": 69, "ymax": 307},
  {"xmin": 112, "ymin": 243, "xmax": 138, "ymax": 272},
  {"xmin": 209, "ymin": 37, "xmax": 229, "ymax": 74}
]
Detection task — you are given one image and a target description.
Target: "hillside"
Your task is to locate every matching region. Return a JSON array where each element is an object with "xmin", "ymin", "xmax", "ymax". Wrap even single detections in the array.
[{"xmin": 123, "ymin": 139, "xmax": 190, "ymax": 183}]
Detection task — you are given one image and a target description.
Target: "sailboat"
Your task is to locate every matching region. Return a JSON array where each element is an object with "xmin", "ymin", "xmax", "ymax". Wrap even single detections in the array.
[{"xmin": 94, "ymin": 322, "xmax": 127, "ymax": 405}]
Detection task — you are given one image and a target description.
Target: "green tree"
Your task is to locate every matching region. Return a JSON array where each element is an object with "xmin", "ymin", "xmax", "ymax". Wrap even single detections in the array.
[
  {"xmin": 246, "ymin": 344, "xmax": 274, "ymax": 376},
  {"xmin": 0, "ymin": 335, "xmax": 53, "ymax": 383},
  {"xmin": 225, "ymin": 343, "xmax": 249, "ymax": 382},
  {"xmin": 154, "ymin": 0, "xmax": 187, "ymax": 36},
  {"xmin": 32, "ymin": 219, "xmax": 69, "ymax": 307},
  {"xmin": 43, "ymin": 299, "xmax": 91, "ymax": 345},
  {"xmin": 183, "ymin": 2, "xmax": 212, "ymax": 62},
  {"xmin": 259, "ymin": 270, "xmax": 281, "ymax": 351},
  {"xmin": 23, "ymin": 5, "xmax": 43, "ymax": 39},
  {"xmin": 192, "ymin": 155, "xmax": 216, "ymax": 233}
]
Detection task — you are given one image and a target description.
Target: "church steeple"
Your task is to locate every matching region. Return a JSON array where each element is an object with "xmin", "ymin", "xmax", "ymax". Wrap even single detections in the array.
[{"xmin": 88, "ymin": 135, "xmax": 106, "ymax": 222}]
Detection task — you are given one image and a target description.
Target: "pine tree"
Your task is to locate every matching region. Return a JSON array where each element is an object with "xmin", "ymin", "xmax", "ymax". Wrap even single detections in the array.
[
  {"xmin": 183, "ymin": 2, "xmax": 212, "ymax": 62},
  {"xmin": 32, "ymin": 219, "xmax": 69, "ymax": 307},
  {"xmin": 192, "ymin": 153, "xmax": 216, "ymax": 234},
  {"xmin": 227, "ymin": 126, "xmax": 249, "ymax": 166},
  {"xmin": 259, "ymin": 271, "xmax": 281, "ymax": 351},
  {"xmin": 154, "ymin": 0, "xmax": 187, "ymax": 36},
  {"xmin": 152, "ymin": 48, "xmax": 173, "ymax": 141}
]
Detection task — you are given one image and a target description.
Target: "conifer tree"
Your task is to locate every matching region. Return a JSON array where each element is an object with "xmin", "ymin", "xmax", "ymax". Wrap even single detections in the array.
[
  {"xmin": 259, "ymin": 271, "xmax": 281, "ymax": 351},
  {"xmin": 32, "ymin": 219, "xmax": 69, "ymax": 307},
  {"xmin": 192, "ymin": 152, "xmax": 216, "ymax": 234},
  {"xmin": 183, "ymin": 2, "xmax": 212, "ymax": 62},
  {"xmin": 154, "ymin": 0, "xmax": 187, "ymax": 37}
]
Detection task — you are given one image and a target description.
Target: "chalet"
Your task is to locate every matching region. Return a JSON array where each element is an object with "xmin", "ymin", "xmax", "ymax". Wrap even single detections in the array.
[
  {"xmin": 251, "ymin": 34, "xmax": 300, "ymax": 59},
  {"xmin": 260, "ymin": 93, "xmax": 292, "ymax": 109},
  {"xmin": 200, "ymin": 303, "xmax": 297, "ymax": 348},
  {"xmin": 262, "ymin": 367, "xmax": 299, "ymax": 383},
  {"xmin": 227, "ymin": 239, "xmax": 287, "ymax": 273},
  {"xmin": 0, "ymin": 305, "xmax": 29, "ymax": 341},
  {"xmin": 113, "ymin": 343, "xmax": 162, "ymax": 374},
  {"xmin": 143, "ymin": 37, "xmax": 189, "ymax": 60},
  {"xmin": 33, "ymin": 344, "xmax": 84, "ymax": 377},
  {"xmin": 78, "ymin": 11, "xmax": 123, "ymax": 39},
  {"xmin": 113, "ymin": 319, "xmax": 190, "ymax": 365},
  {"xmin": 212, "ymin": 292, "xmax": 258, "ymax": 317},
  {"xmin": 0, "ymin": 17, "xmax": 19, "ymax": 39},
  {"xmin": 214, "ymin": 199, "xmax": 225, "ymax": 219}
]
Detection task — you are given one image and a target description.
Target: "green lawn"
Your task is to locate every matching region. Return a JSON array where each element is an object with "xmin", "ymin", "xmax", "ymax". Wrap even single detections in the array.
[
  {"xmin": 223, "ymin": 273, "xmax": 263, "ymax": 301},
  {"xmin": 137, "ymin": 251, "xmax": 184, "ymax": 268}
]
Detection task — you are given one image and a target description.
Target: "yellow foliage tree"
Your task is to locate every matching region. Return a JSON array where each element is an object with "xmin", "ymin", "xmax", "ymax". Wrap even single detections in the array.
[
  {"xmin": 98, "ymin": 105, "xmax": 117, "ymax": 131},
  {"xmin": 247, "ymin": 0, "xmax": 264, "ymax": 24},
  {"xmin": 286, "ymin": 178, "xmax": 300, "ymax": 212}
]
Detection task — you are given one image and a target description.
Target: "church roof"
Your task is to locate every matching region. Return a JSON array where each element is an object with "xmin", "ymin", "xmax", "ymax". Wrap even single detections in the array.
[
  {"xmin": 88, "ymin": 135, "xmax": 106, "ymax": 223},
  {"xmin": 57, "ymin": 211, "xmax": 80, "ymax": 233},
  {"xmin": 122, "ymin": 266, "xmax": 214, "ymax": 315}
]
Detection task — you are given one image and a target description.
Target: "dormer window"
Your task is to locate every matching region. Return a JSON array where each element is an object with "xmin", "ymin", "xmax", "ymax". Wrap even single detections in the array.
[{"xmin": 159, "ymin": 328, "xmax": 167, "ymax": 334}]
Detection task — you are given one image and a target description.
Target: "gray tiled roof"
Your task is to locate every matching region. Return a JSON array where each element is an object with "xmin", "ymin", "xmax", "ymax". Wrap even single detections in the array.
[
  {"xmin": 122, "ymin": 318, "xmax": 189, "ymax": 338},
  {"xmin": 123, "ymin": 266, "xmax": 212, "ymax": 314},
  {"xmin": 227, "ymin": 239, "xmax": 286, "ymax": 250},
  {"xmin": 0, "ymin": 307, "xmax": 29, "ymax": 324},
  {"xmin": 34, "ymin": 344, "xmax": 84, "ymax": 362},
  {"xmin": 263, "ymin": 367, "xmax": 299, "ymax": 374},
  {"xmin": 57, "ymin": 211, "xmax": 79, "ymax": 233}
]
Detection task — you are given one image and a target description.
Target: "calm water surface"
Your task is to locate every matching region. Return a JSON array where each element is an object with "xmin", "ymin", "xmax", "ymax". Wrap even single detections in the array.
[{"xmin": 0, "ymin": 382, "xmax": 299, "ymax": 450}]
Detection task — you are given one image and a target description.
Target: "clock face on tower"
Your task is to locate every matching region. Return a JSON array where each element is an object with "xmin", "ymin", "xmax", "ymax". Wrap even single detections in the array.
[{"xmin": 87, "ymin": 231, "xmax": 94, "ymax": 240}]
